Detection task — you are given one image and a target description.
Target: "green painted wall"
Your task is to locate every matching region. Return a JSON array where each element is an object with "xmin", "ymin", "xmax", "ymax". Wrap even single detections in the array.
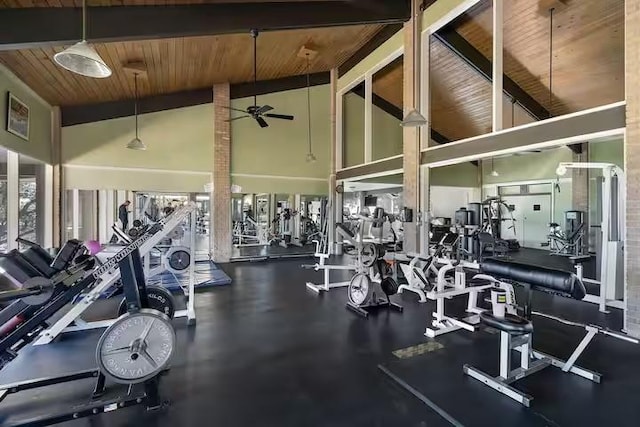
[
  {"xmin": 62, "ymin": 103, "xmax": 214, "ymax": 171},
  {"xmin": 430, "ymin": 162, "xmax": 479, "ymax": 187},
  {"xmin": 372, "ymin": 104, "xmax": 403, "ymax": 160},
  {"xmin": 0, "ymin": 65, "xmax": 52, "ymax": 163},
  {"xmin": 589, "ymin": 138, "xmax": 623, "ymax": 167},
  {"xmin": 231, "ymin": 85, "xmax": 330, "ymax": 195},
  {"xmin": 482, "ymin": 147, "xmax": 574, "ymax": 184},
  {"xmin": 343, "ymin": 92, "xmax": 365, "ymax": 167}
]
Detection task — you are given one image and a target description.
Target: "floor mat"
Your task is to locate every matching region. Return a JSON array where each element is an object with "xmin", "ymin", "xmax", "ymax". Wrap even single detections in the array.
[{"xmin": 148, "ymin": 260, "xmax": 232, "ymax": 290}]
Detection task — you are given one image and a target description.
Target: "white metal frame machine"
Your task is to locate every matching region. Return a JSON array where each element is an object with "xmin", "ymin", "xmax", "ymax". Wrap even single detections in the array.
[{"xmin": 32, "ymin": 203, "xmax": 197, "ymax": 346}]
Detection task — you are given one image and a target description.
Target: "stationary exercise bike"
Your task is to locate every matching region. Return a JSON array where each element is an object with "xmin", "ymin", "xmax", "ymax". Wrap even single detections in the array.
[{"xmin": 346, "ymin": 208, "xmax": 403, "ymax": 317}]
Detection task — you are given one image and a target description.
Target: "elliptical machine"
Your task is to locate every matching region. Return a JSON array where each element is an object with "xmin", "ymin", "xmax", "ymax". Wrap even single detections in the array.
[{"xmin": 346, "ymin": 208, "xmax": 403, "ymax": 317}]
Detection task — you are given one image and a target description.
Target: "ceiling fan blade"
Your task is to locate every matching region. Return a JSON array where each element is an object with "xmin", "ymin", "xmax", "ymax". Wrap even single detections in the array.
[
  {"xmin": 265, "ymin": 113, "xmax": 294, "ymax": 121},
  {"xmin": 256, "ymin": 105, "xmax": 274, "ymax": 115},
  {"xmin": 256, "ymin": 116, "xmax": 269, "ymax": 128},
  {"xmin": 220, "ymin": 105, "xmax": 251, "ymax": 114},
  {"xmin": 226, "ymin": 115, "xmax": 251, "ymax": 122}
]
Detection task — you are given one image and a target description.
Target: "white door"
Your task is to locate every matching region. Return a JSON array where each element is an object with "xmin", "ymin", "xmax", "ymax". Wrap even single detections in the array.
[{"xmin": 502, "ymin": 195, "xmax": 551, "ymax": 249}]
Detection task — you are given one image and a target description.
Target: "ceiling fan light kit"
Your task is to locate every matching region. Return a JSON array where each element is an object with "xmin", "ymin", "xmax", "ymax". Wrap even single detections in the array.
[
  {"xmin": 126, "ymin": 72, "xmax": 146, "ymax": 151},
  {"xmin": 54, "ymin": 0, "xmax": 112, "ymax": 78}
]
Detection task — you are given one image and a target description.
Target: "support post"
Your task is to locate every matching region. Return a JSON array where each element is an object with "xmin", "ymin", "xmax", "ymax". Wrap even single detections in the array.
[
  {"xmin": 492, "ymin": 0, "xmax": 503, "ymax": 132},
  {"xmin": 51, "ymin": 106, "xmax": 62, "ymax": 248},
  {"xmin": 625, "ymin": 0, "xmax": 640, "ymax": 337},
  {"xmin": 571, "ymin": 144, "xmax": 589, "ymax": 250},
  {"xmin": 328, "ymin": 68, "xmax": 338, "ymax": 254},
  {"xmin": 402, "ymin": 0, "xmax": 422, "ymax": 253},
  {"xmin": 212, "ymin": 83, "xmax": 232, "ymax": 263}
]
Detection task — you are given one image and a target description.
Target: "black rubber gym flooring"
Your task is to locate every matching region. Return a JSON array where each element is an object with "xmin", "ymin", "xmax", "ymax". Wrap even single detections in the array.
[{"xmin": 0, "ymin": 258, "xmax": 637, "ymax": 426}]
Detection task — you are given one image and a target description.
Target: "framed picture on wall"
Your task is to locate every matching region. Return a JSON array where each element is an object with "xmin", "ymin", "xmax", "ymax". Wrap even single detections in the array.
[{"xmin": 6, "ymin": 92, "xmax": 29, "ymax": 141}]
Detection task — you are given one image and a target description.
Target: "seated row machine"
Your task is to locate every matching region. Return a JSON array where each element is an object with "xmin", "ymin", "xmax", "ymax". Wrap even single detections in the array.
[{"xmin": 464, "ymin": 259, "xmax": 637, "ymax": 407}]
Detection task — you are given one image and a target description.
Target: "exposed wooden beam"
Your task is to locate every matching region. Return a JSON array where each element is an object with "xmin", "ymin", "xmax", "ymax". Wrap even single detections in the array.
[
  {"xmin": 433, "ymin": 25, "xmax": 551, "ymax": 121},
  {"xmin": 0, "ymin": 2, "xmax": 410, "ymax": 50},
  {"xmin": 338, "ymin": 24, "xmax": 404, "ymax": 76},
  {"xmin": 62, "ymin": 72, "xmax": 330, "ymax": 126}
]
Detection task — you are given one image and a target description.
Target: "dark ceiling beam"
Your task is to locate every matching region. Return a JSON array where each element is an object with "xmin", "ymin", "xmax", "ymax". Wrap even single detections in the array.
[
  {"xmin": 339, "ymin": 23, "xmax": 404, "ymax": 76},
  {"xmin": 61, "ymin": 72, "xmax": 330, "ymax": 126},
  {"xmin": 0, "ymin": 2, "xmax": 410, "ymax": 50},
  {"xmin": 433, "ymin": 25, "xmax": 551, "ymax": 121}
]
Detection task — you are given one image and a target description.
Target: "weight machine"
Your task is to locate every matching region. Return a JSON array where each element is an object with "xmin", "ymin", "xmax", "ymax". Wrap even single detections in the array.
[
  {"xmin": 0, "ymin": 238, "xmax": 176, "ymax": 426},
  {"xmin": 556, "ymin": 162, "xmax": 626, "ymax": 323},
  {"xmin": 31, "ymin": 203, "xmax": 197, "ymax": 346}
]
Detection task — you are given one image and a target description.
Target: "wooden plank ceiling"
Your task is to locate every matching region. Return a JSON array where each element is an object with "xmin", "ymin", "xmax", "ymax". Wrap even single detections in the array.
[
  {"xmin": 368, "ymin": 0, "xmax": 623, "ymax": 142},
  {"xmin": 455, "ymin": 0, "xmax": 624, "ymax": 117},
  {"xmin": 369, "ymin": 39, "xmax": 491, "ymax": 141},
  {"xmin": 0, "ymin": 24, "xmax": 383, "ymax": 106}
]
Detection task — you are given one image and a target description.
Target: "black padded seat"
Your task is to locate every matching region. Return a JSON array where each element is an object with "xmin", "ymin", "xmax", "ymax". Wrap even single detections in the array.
[
  {"xmin": 468, "ymin": 277, "xmax": 493, "ymax": 287},
  {"xmin": 480, "ymin": 258, "xmax": 586, "ymax": 300},
  {"xmin": 480, "ymin": 311, "xmax": 533, "ymax": 335},
  {"xmin": 336, "ymin": 223, "xmax": 355, "ymax": 240}
]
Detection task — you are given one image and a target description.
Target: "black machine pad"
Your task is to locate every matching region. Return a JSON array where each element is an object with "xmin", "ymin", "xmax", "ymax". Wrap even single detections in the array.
[
  {"xmin": 480, "ymin": 258, "xmax": 586, "ymax": 300},
  {"xmin": 479, "ymin": 311, "xmax": 533, "ymax": 335},
  {"xmin": 336, "ymin": 223, "xmax": 355, "ymax": 240}
]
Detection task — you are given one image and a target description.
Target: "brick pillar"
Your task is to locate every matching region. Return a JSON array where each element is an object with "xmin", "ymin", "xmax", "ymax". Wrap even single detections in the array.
[
  {"xmin": 571, "ymin": 144, "xmax": 589, "ymax": 250},
  {"xmin": 625, "ymin": 0, "xmax": 640, "ymax": 337},
  {"xmin": 212, "ymin": 84, "xmax": 232, "ymax": 263},
  {"xmin": 402, "ymin": 0, "xmax": 421, "ymax": 254}
]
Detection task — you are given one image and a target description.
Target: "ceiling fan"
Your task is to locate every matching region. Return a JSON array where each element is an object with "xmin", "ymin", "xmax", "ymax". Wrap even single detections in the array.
[{"xmin": 226, "ymin": 29, "xmax": 294, "ymax": 128}]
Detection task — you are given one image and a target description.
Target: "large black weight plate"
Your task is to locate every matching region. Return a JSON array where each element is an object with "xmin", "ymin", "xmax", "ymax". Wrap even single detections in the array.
[
  {"xmin": 380, "ymin": 276, "xmax": 399, "ymax": 296},
  {"xmin": 167, "ymin": 248, "xmax": 190, "ymax": 273},
  {"xmin": 118, "ymin": 285, "xmax": 175, "ymax": 319},
  {"xmin": 22, "ymin": 277, "xmax": 55, "ymax": 306}
]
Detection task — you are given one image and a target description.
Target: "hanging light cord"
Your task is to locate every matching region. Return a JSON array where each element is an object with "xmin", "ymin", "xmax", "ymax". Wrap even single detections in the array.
[
  {"xmin": 134, "ymin": 73, "xmax": 139, "ymax": 139},
  {"xmin": 511, "ymin": 97, "xmax": 515, "ymax": 128},
  {"xmin": 82, "ymin": 0, "xmax": 87, "ymax": 41},
  {"xmin": 306, "ymin": 54, "xmax": 312, "ymax": 156},
  {"xmin": 549, "ymin": 7, "xmax": 554, "ymax": 114},
  {"xmin": 253, "ymin": 30, "xmax": 258, "ymax": 108}
]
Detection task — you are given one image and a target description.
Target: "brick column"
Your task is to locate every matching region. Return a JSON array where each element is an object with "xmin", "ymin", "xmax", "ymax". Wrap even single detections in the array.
[
  {"xmin": 571, "ymin": 144, "xmax": 589, "ymax": 250},
  {"xmin": 625, "ymin": 0, "xmax": 640, "ymax": 337},
  {"xmin": 403, "ymin": 0, "xmax": 421, "ymax": 254},
  {"xmin": 212, "ymin": 84, "xmax": 232, "ymax": 263}
]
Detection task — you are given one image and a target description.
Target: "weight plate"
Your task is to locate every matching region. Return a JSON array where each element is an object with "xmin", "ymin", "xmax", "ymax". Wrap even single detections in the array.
[
  {"xmin": 361, "ymin": 243, "xmax": 378, "ymax": 268},
  {"xmin": 117, "ymin": 285, "xmax": 176, "ymax": 319},
  {"xmin": 128, "ymin": 228, "xmax": 139, "ymax": 238},
  {"xmin": 348, "ymin": 273, "xmax": 371, "ymax": 306},
  {"xmin": 166, "ymin": 247, "xmax": 190, "ymax": 274},
  {"xmin": 132, "ymin": 219, "xmax": 143, "ymax": 228},
  {"xmin": 97, "ymin": 309, "xmax": 176, "ymax": 385},
  {"xmin": 21, "ymin": 277, "xmax": 55, "ymax": 306},
  {"xmin": 381, "ymin": 277, "xmax": 399, "ymax": 296}
]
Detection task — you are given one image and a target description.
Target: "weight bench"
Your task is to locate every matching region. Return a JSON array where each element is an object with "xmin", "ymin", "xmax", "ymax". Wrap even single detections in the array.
[{"xmin": 463, "ymin": 258, "xmax": 637, "ymax": 407}]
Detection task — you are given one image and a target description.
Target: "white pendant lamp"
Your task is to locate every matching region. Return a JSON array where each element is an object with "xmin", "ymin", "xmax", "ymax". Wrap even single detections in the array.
[
  {"xmin": 127, "ymin": 73, "xmax": 146, "ymax": 151},
  {"xmin": 53, "ymin": 0, "xmax": 112, "ymax": 78},
  {"xmin": 489, "ymin": 158, "xmax": 499, "ymax": 177}
]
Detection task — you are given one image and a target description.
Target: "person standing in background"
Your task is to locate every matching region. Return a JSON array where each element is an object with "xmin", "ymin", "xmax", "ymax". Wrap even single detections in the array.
[{"xmin": 119, "ymin": 200, "xmax": 131, "ymax": 231}]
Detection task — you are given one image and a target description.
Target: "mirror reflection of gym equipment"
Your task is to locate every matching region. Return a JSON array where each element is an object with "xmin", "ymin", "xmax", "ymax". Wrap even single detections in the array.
[{"xmin": 230, "ymin": 192, "xmax": 327, "ymax": 261}]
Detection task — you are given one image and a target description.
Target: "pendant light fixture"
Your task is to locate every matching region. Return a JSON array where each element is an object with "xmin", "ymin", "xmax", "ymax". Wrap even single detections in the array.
[
  {"xmin": 401, "ymin": 0, "xmax": 427, "ymax": 127},
  {"xmin": 304, "ymin": 53, "xmax": 316, "ymax": 163},
  {"xmin": 127, "ymin": 73, "xmax": 146, "ymax": 151},
  {"xmin": 54, "ymin": 0, "xmax": 111, "ymax": 78},
  {"xmin": 490, "ymin": 158, "xmax": 499, "ymax": 177}
]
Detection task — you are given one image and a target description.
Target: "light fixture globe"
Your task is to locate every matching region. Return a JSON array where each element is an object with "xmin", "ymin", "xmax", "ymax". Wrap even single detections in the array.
[
  {"xmin": 490, "ymin": 170, "xmax": 500, "ymax": 177},
  {"xmin": 401, "ymin": 109, "xmax": 428, "ymax": 127},
  {"xmin": 54, "ymin": 41, "xmax": 112, "ymax": 79},
  {"xmin": 306, "ymin": 152, "xmax": 317, "ymax": 163},
  {"xmin": 127, "ymin": 137, "xmax": 146, "ymax": 151},
  {"xmin": 556, "ymin": 164, "xmax": 568, "ymax": 176}
]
